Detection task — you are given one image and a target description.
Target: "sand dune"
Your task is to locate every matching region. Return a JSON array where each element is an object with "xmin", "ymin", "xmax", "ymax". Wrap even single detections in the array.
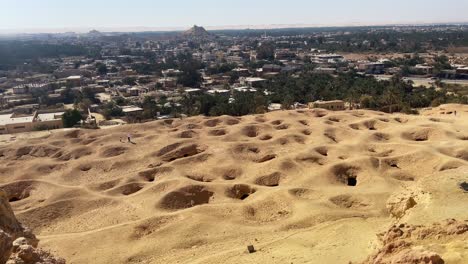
[{"xmin": 0, "ymin": 104, "xmax": 467, "ymax": 264}]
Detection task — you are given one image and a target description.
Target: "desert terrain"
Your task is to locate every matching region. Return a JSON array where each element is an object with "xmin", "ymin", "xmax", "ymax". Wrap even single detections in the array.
[{"xmin": 0, "ymin": 105, "xmax": 467, "ymax": 264}]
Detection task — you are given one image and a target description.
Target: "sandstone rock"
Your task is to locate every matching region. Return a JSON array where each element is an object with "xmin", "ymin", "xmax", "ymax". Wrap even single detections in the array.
[
  {"xmin": 386, "ymin": 194, "xmax": 417, "ymax": 219},
  {"xmin": 391, "ymin": 249, "xmax": 444, "ymax": 264},
  {"xmin": 12, "ymin": 237, "xmax": 28, "ymax": 251},
  {"xmin": 17, "ymin": 245, "xmax": 39, "ymax": 264},
  {"xmin": 0, "ymin": 229, "xmax": 13, "ymax": 264},
  {"xmin": 363, "ymin": 220, "xmax": 468, "ymax": 264},
  {"xmin": 0, "ymin": 190, "xmax": 22, "ymax": 235}
]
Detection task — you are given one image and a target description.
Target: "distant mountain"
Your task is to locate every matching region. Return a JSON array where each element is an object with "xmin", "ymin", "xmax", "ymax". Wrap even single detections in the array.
[
  {"xmin": 183, "ymin": 25, "xmax": 211, "ymax": 38},
  {"xmin": 87, "ymin": 29, "xmax": 103, "ymax": 37}
]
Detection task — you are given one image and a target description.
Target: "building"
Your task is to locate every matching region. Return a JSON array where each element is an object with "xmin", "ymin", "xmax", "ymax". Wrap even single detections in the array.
[
  {"xmin": 121, "ymin": 106, "xmax": 144, "ymax": 121},
  {"xmin": 0, "ymin": 111, "xmax": 64, "ymax": 134},
  {"xmin": 311, "ymin": 54, "xmax": 345, "ymax": 64},
  {"xmin": 127, "ymin": 87, "xmax": 141, "ymax": 97},
  {"xmin": 12, "ymin": 83, "xmax": 49, "ymax": 95},
  {"xmin": 241, "ymin": 77, "xmax": 266, "ymax": 88},
  {"xmin": 65, "ymin": 76, "xmax": 83, "ymax": 87},
  {"xmin": 262, "ymin": 64, "xmax": 282, "ymax": 73},
  {"xmin": 268, "ymin": 103, "xmax": 282, "ymax": 111},
  {"xmin": 314, "ymin": 67, "xmax": 336, "ymax": 74},
  {"xmin": 413, "ymin": 64, "xmax": 434, "ymax": 75},
  {"xmin": 308, "ymin": 100, "xmax": 345, "ymax": 111},
  {"xmin": 456, "ymin": 67, "xmax": 468, "ymax": 78},
  {"xmin": 274, "ymin": 49, "xmax": 296, "ymax": 60},
  {"xmin": 233, "ymin": 86, "xmax": 257, "ymax": 93},
  {"xmin": 157, "ymin": 77, "xmax": 177, "ymax": 89},
  {"xmin": 357, "ymin": 62, "xmax": 385, "ymax": 74}
]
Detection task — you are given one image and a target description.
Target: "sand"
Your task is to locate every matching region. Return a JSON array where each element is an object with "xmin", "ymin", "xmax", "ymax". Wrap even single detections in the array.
[{"xmin": 0, "ymin": 104, "xmax": 467, "ymax": 264}]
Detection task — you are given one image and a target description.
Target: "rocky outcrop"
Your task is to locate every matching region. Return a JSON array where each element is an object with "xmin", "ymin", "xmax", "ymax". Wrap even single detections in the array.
[
  {"xmin": 363, "ymin": 219, "xmax": 468, "ymax": 264},
  {"xmin": 0, "ymin": 191, "xmax": 22, "ymax": 236},
  {"xmin": 386, "ymin": 194, "xmax": 417, "ymax": 219},
  {"xmin": 0, "ymin": 190, "xmax": 65, "ymax": 264},
  {"xmin": 0, "ymin": 229, "xmax": 13, "ymax": 264}
]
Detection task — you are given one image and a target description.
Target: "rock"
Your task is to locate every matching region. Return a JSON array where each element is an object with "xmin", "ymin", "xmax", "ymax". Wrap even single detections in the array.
[
  {"xmin": 0, "ymin": 190, "xmax": 23, "ymax": 235},
  {"xmin": 391, "ymin": 249, "xmax": 444, "ymax": 264},
  {"xmin": 363, "ymin": 220, "xmax": 468, "ymax": 264},
  {"xmin": 6, "ymin": 257, "xmax": 25, "ymax": 264},
  {"xmin": 386, "ymin": 194, "xmax": 417, "ymax": 219},
  {"xmin": 0, "ymin": 190, "xmax": 65, "ymax": 264},
  {"xmin": 12, "ymin": 237, "xmax": 28, "ymax": 251},
  {"xmin": 0, "ymin": 229, "xmax": 13, "ymax": 264},
  {"xmin": 247, "ymin": 245, "xmax": 256, "ymax": 253},
  {"xmin": 20, "ymin": 227, "xmax": 38, "ymax": 248},
  {"xmin": 17, "ymin": 245, "xmax": 39, "ymax": 264}
]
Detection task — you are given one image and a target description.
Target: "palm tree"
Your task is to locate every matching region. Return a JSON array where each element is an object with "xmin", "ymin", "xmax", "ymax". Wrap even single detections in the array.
[{"xmin": 382, "ymin": 87, "xmax": 401, "ymax": 113}]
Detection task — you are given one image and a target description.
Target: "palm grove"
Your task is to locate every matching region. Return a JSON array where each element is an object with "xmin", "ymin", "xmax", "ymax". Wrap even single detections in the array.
[{"xmin": 132, "ymin": 72, "xmax": 466, "ymax": 120}]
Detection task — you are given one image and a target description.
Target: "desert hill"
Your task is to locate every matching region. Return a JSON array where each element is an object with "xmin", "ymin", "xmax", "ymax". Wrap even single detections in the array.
[
  {"xmin": 183, "ymin": 25, "xmax": 211, "ymax": 39},
  {"xmin": 0, "ymin": 104, "xmax": 467, "ymax": 263}
]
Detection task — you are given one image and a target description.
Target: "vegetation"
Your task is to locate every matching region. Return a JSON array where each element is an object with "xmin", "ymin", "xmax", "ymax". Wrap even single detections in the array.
[
  {"xmin": 0, "ymin": 41, "xmax": 101, "ymax": 70},
  {"xmin": 62, "ymin": 109, "xmax": 83, "ymax": 128},
  {"xmin": 168, "ymin": 71, "xmax": 466, "ymax": 118},
  {"xmin": 101, "ymin": 102, "xmax": 124, "ymax": 120}
]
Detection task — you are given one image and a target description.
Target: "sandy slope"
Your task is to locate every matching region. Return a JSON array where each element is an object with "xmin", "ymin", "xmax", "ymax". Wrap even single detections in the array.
[{"xmin": 0, "ymin": 105, "xmax": 467, "ymax": 264}]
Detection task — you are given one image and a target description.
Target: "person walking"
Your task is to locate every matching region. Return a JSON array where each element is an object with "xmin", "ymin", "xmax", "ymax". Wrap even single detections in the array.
[{"xmin": 127, "ymin": 133, "xmax": 131, "ymax": 143}]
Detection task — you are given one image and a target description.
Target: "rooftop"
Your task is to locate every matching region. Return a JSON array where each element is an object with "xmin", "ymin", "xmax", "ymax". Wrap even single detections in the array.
[{"xmin": 0, "ymin": 114, "xmax": 34, "ymax": 126}]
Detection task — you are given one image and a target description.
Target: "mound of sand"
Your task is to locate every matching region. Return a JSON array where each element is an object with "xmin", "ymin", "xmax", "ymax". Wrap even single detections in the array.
[{"xmin": 0, "ymin": 104, "xmax": 467, "ymax": 264}]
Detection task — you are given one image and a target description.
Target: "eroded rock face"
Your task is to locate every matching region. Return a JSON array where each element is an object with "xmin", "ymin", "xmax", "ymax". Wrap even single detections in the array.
[
  {"xmin": 386, "ymin": 187, "xmax": 429, "ymax": 219},
  {"xmin": 0, "ymin": 230, "xmax": 13, "ymax": 264},
  {"xmin": 0, "ymin": 190, "xmax": 65, "ymax": 264},
  {"xmin": 363, "ymin": 219, "xmax": 468, "ymax": 264},
  {"xmin": 386, "ymin": 195, "xmax": 417, "ymax": 219},
  {"xmin": 0, "ymin": 190, "xmax": 22, "ymax": 235},
  {"xmin": 390, "ymin": 249, "xmax": 444, "ymax": 264}
]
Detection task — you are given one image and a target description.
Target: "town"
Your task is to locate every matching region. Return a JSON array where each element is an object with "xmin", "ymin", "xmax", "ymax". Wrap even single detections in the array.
[
  {"xmin": 1, "ymin": 1, "xmax": 468, "ymax": 263},
  {"xmin": 1, "ymin": 24, "xmax": 467, "ymax": 134}
]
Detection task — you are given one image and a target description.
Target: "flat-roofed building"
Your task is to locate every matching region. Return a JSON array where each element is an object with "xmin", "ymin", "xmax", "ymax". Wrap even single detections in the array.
[
  {"xmin": 357, "ymin": 62, "xmax": 385, "ymax": 74},
  {"xmin": 0, "ymin": 111, "xmax": 64, "ymax": 134},
  {"xmin": 311, "ymin": 54, "xmax": 345, "ymax": 64},
  {"xmin": 241, "ymin": 77, "xmax": 266, "ymax": 88},
  {"xmin": 65, "ymin": 75, "xmax": 83, "ymax": 87},
  {"xmin": 308, "ymin": 100, "xmax": 345, "ymax": 111},
  {"xmin": 413, "ymin": 64, "xmax": 434, "ymax": 75}
]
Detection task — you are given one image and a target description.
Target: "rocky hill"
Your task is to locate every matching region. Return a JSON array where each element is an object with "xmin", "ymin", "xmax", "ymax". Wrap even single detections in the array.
[{"xmin": 183, "ymin": 25, "xmax": 211, "ymax": 39}]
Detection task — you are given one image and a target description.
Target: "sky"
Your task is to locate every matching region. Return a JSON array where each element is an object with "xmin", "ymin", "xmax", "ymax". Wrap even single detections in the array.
[{"xmin": 1, "ymin": 0, "xmax": 467, "ymax": 33}]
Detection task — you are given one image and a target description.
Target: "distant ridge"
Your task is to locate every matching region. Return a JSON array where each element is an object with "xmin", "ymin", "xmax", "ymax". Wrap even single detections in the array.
[{"xmin": 1, "ymin": 22, "xmax": 468, "ymax": 35}]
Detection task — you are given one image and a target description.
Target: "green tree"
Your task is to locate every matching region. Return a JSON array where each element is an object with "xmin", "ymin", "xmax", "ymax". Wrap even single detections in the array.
[
  {"xmin": 141, "ymin": 96, "xmax": 160, "ymax": 119},
  {"xmin": 62, "ymin": 109, "xmax": 82, "ymax": 128},
  {"xmin": 101, "ymin": 102, "xmax": 123, "ymax": 120},
  {"xmin": 256, "ymin": 42, "xmax": 275, "ymax": 60},
  {"xmin": 97, "ymin": 63, "xmax": 108, "ymax": 75},
  {"xmin": 122, "ymin": 77, "xmax": 137, "ymax": 85}
]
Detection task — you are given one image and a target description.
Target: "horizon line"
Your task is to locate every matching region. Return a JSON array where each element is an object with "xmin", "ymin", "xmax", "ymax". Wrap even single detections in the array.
[{"xmin": 1, "ymin": 21, "xmax": 468, "ymax": 35}]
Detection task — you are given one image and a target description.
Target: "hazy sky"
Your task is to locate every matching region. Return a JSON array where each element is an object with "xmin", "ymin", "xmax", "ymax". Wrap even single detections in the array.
[{"xmin": 1, "ymin": 0, "xmax": 467, "ymax": 32}]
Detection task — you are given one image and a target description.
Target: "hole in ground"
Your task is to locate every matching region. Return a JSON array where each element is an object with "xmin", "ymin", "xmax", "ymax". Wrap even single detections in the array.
[
  {"xmin": 347, "ymin": 177, "xmax": 357, "ymax": 186},
  {"xmin": 226, "ymin": 184, "xmax": 256, "ymax": 200},
  {"xmin": 159, "ymin": 185, "xmax": 214, "ymax": 210},
  {"xmin": 9, "ymin": 197, "xmax": 21, "ymax": 202},
  {"xmin": 255, "ymin": 172, "xmax": 282, "ymax": 187},
  {"xmin": 460, "ymin": 182, "xmax": 468, "ymax": 192}
]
